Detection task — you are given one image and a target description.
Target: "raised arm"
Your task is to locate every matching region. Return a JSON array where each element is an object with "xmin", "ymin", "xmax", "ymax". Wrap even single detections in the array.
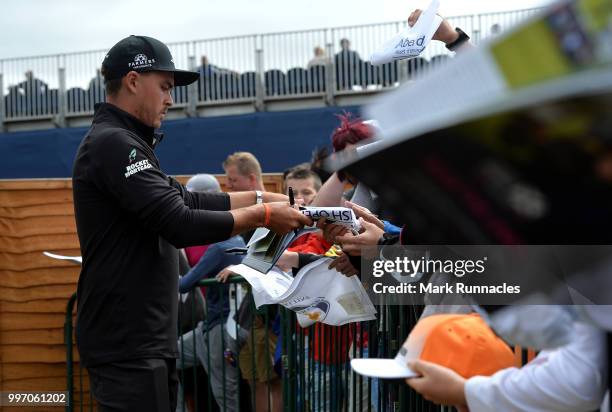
[
  {"xmin": 179, "ymin": 243, "xmax": 224, "ymax": 293},
  {"xmin": 408, "ymin": 9, "xmax": 473, "ymax": 51}
]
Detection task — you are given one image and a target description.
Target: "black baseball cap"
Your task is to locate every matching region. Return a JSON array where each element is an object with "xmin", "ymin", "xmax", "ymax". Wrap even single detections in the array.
[{"xmin": 102, "ymin": 35, "xmax": 199, "ymax": 86}]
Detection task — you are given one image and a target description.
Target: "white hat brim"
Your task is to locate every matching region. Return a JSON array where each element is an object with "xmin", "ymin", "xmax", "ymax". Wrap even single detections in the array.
[{"xmin": 350, "ymin": 358, "xmax": 418, "ymax": 379}]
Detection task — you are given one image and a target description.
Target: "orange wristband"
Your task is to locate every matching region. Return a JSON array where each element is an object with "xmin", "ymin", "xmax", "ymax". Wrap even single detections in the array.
[{"xmin": 262, "ymin": 204, "xmax": 271, "ymax": 227}]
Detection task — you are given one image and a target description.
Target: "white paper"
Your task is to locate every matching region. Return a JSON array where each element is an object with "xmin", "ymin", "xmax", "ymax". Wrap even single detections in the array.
[
  {"xmin": 301, "ymin": 207, "xmax": 361, "ymax": 232},
  {"xmin": 229, "ymin": 258, "xmax": 376, "ymax": 326},
  {"xmin": 370, "ymin": 0, "xmax": 442, "ymax": 65},
  {"xmin": 43, "ymin": 251, "xmax": 82, "ymax": 265},
  {"xmin": 228, "ymin": 264, "xmax": 293, "ymax": 301}
]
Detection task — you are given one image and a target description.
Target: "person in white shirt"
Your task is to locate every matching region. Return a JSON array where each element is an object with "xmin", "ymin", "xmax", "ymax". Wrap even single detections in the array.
[{"xmin": 406, "ymin": 320, "xmax": 607, "ymax": 412}]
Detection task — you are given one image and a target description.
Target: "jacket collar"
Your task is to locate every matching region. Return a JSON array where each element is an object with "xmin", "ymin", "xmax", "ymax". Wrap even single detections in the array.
[{"xmin": 93, "ymin": 102, "xmax": 164, "ymax": 149}]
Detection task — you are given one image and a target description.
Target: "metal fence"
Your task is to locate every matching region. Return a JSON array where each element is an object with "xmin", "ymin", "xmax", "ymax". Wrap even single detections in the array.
[
  {"xmin": 2, "ymin": 8, "xmax": 543, "ymax": 125},
  {"xmin": 64, "ymin": 272, "xmax": 541, "ymax": 411},
  {"xmin": 64, "ymin": 278, "xmax": 446, "ymax": 412}
]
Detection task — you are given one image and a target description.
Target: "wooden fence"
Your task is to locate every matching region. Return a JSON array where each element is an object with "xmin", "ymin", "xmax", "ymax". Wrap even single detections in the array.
[{"xmin": 0, "ymin": 175, "xmax": 284, "ymax": 411}]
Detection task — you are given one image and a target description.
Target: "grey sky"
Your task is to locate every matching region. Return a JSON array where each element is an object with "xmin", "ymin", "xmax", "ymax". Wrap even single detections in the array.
[{"xmin": 2, "ymin": 0, "xmax": 554, "ymax": 59}]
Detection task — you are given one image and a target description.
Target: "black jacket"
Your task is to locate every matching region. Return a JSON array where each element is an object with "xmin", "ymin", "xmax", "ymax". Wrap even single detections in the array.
[{"xmin": 72, "ymin": 103, "xmax": 234, "ymax": 367}]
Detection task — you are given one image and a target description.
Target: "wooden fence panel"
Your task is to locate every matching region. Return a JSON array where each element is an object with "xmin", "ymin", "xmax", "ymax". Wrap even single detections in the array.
[{"xmin": 0, "ymin": 174, "xmax": 283, "ymax": 411}]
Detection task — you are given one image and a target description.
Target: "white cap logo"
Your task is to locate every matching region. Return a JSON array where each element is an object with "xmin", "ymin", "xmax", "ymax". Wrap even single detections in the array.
[
  {"xmin": 134, "ymin": 54, "xmax": 148, "ymax": 64},
  {"xmin": 128, "ymin": 53, "xmax": 155, "ymax": 69}
]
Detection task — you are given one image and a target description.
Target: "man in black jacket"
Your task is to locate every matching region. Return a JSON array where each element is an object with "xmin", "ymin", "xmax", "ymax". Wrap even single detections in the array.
[{"xmin": 72, "ymin": 35, "xmax": 310, "ymax": 412}]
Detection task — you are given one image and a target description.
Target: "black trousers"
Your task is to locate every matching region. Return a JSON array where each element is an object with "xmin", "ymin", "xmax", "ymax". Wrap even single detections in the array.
[{"xmin": 88, "ymin": 358, "xmax": 178, "ymax": 412}]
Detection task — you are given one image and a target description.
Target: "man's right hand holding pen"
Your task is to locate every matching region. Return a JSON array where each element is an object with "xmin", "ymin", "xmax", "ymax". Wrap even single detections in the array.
[{"xmin": 261, "ymin": 201, "xmax": 312, "ymax": 234}]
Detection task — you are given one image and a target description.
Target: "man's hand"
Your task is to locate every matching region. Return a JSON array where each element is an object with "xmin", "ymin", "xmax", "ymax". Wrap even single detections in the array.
[
  {"xmin": 317, "ymin": 219, "xmax": 350, "ymax": 244},
  {"xmin": 405, "ymin": 360, "xmax": 467, "ymax": 409},
  {"xmin": 335, "ymin": 218, "xmax": 384, "ymax": 256},
  {"xmin": 345, "ymin": 201, "xmax": 385, "ymax": 230},
  {"xmin": 407, "ymin": 9, "xmax": 459, "ymax": 45},
  {"xmin": 265, "ymin": 202, "xmax": 312, "ymax": 234},
  {"xmin": 328, "ymin": 253, "xmax": 359, "ymax": 277},
  {"xmin": 216, "ymin": 266, "xmax": 236, "ymax": 283}
]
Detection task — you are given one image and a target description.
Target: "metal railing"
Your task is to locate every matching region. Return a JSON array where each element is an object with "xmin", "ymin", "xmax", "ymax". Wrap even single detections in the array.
[
  {"xmin": 2, "ymin": 8, "xmax": 543, "ymax": 127},
  {"xmin": 64, "ymin": 279, "xmax": 445, "ymax": 412},
  {"xmin": 65, "ymin": 276, "xmax": 538, "ymax": 411}
]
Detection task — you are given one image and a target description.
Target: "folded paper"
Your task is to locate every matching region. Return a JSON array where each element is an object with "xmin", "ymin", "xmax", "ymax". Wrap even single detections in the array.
[{"xmin": 370, "ymin": 0, "xmax": 442, "ymax": 65}]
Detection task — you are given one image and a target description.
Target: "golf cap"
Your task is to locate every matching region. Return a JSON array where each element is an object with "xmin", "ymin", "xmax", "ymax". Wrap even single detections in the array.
[
  {"xmin": 102, "ymin": 35, "xmax": 199, "ymax": 86},
  {"xmin": 351, "ymin": 313, "xmax": 515, "ymax": 379},
  {"xmin": 186, "ymin": 174, "xmax": 221, "ymax": 193}
]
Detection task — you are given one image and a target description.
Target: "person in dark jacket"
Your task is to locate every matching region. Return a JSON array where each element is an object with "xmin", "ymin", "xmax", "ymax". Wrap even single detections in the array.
[{"xmin": 72, "ymin": 35, "xmax": 310, "ymax": 412}]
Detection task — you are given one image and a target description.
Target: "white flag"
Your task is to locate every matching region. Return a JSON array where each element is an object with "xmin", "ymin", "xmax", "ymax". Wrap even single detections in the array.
[{"xmin": 370, "ymin": 0, "xmax": 442, "ymax": 65}]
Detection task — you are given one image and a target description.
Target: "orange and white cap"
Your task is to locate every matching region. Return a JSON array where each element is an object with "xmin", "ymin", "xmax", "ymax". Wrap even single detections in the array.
[{"xmin": 350, "ymin": 313, "xmax": 515, "ymax": 379}]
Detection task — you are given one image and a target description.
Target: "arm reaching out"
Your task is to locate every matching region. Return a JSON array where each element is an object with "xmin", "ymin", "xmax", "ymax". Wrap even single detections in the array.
[
  {"xmin": 408, "ymin": 9, "xmax": 473, "ymax": 51},
  {"xmin": 179, "ymin": 243, "xmax": 223, "ymax": 292}
]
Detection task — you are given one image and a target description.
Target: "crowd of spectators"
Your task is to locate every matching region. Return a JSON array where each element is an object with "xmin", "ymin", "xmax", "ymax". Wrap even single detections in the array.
[
  {"xmin": 3, "ymin": 36, "xmax": 454, "ymax": 118},
  {"xmin": 168, "ymin": 10, "xmax": 610, "ymax": 412}
]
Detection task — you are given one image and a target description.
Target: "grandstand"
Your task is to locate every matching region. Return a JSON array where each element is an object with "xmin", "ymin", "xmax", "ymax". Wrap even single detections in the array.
[{"xmin": 0, "ymin": 9, "xmax": 539, "ymax": 133}]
